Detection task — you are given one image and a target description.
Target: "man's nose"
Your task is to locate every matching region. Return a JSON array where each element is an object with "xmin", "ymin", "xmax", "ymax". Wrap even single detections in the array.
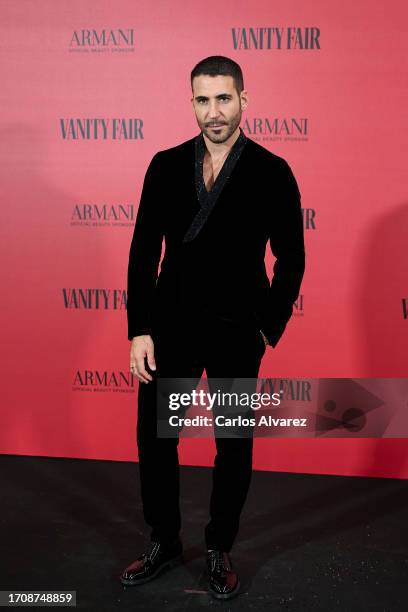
[{"xmin": 207, "ymin": 100, "xmax": 220, "ymax": 118}]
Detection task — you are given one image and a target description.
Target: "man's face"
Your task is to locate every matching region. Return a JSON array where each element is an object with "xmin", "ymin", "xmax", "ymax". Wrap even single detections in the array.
[{"xmin": 191, "ymin": 74, "xmax": 248, "ymax": 144}]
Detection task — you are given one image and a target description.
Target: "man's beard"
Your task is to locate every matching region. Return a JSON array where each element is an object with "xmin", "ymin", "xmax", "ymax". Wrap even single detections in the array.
[{"xmin": 200, "ymin": 110, "xmax": 242, "ymax": 144}]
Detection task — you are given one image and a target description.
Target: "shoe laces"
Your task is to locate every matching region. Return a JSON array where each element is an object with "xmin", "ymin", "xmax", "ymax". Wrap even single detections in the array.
[
  {"xmin": 208, "ymin": 550, "xmax": 231, "ymax": 573},
  {"xmin": 145, "ymin": 541, "xmax": 161, "ymax": 562}
]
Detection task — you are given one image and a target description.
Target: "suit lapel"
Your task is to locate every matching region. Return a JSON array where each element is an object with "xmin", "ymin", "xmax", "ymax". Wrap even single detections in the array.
[{"xmin": 182, "ymin": 127, "xmax": 247, "ymax": 243}]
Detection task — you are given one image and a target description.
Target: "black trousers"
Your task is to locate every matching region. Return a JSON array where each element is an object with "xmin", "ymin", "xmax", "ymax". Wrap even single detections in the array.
[{"xmin": 136, "ymin": 311, "xmax": 266, "ymax": 553}]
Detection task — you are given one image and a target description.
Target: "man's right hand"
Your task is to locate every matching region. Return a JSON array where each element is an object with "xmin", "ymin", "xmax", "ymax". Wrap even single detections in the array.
[{"xmin": 130, "ymin": 335, "xmax": 156, "ymax": 383}]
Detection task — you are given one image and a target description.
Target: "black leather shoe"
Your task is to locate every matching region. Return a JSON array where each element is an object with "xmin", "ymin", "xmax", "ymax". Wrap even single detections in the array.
[
  {"xmin": 120, "ymin": 540, "xmax": 183, "ymax": 586},
  {"xmin": 206, "ymin": 550, "xmax": 240, "ymax": 599}
]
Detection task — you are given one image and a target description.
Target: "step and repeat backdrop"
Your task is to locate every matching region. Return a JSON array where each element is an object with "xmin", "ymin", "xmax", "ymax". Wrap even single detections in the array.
[{"xmin": 1, "ymin": 1, "xmax": 407, "ymax": 477}]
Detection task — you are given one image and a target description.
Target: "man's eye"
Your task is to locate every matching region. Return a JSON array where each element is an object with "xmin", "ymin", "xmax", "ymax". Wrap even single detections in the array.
[{"xmin": 197, "ymin": 98, "xmax": 229, "ymax": 103}]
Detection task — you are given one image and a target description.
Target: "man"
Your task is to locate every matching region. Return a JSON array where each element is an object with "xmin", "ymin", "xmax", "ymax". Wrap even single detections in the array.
[{"xmin": 120, "ymin": 56, "xmax": 305, "ymax": 599}]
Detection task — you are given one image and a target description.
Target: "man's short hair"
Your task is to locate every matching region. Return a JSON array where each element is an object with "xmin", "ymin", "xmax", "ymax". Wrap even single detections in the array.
[{"xmin": 191, "ymin": 55, "xmax": 244, "ymax": 95}]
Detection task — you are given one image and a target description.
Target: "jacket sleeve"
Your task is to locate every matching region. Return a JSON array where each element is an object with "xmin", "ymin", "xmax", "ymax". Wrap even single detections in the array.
[
  {"xmin": 126, "ymin": 152, "xmax": 164, "ymax": 341},
  {"xmin": 259, "ymin": 159, "xmax": 306, "ymax": 348}
]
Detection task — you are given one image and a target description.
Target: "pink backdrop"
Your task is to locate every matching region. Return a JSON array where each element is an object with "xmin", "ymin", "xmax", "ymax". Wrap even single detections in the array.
[{"xmin": 1, "ymin": 0, "xmax": 407, "ymax": 478}]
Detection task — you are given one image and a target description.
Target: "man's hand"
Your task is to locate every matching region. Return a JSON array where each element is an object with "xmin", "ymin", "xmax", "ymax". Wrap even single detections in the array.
[{"xmin": 130, "ymin": 335, "xmax": 156, "ymax": 383}]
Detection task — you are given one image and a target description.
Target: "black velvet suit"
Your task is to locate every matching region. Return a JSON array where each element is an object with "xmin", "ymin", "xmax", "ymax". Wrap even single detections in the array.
[
  {"xmin": 127, "ymin": 126, "xmax": 305, "ymax": 348},
  {"xmin": 126, "ymin": 127, "xmax": 305, "ymax": 552}
]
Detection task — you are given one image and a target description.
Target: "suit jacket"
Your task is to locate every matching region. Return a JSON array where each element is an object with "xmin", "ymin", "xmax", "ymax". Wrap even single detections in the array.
[{"xmin": 126, "ymin": 127, "xmax": 305, "ymax": 348}]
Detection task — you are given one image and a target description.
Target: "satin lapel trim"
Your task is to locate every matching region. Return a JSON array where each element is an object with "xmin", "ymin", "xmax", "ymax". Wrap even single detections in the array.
[{"xmin": 182, "ymin": 127, "xmax": 247, "ymax": 243}]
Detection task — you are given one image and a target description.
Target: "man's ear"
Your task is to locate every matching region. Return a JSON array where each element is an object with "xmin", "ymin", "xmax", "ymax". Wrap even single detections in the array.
[{"xmin": 240, "ymin": 90, "xmax": 249, "ymax": 111}]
